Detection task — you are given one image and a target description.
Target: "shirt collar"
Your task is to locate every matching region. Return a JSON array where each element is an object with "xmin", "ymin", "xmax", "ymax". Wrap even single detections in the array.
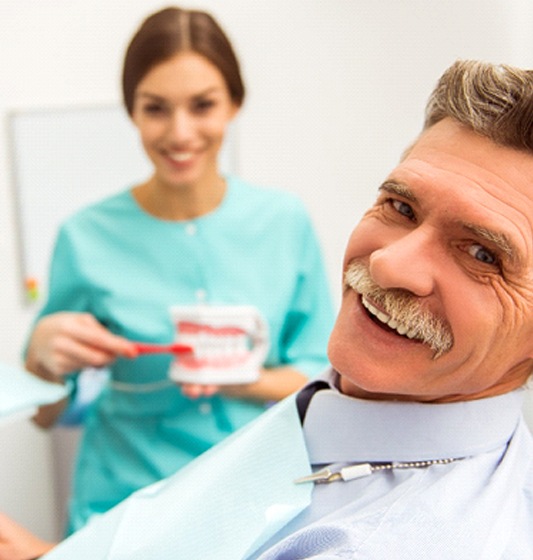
[{"xmin": 302, "ymin": 369, "xmax": 524, "ymax": 464}]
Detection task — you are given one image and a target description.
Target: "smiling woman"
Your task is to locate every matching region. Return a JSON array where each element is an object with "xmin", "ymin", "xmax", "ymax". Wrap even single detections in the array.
[
  {"xmin": 130, "ymin": 51, "xmax": 238, "ymax": 219},
  {"xmin": 23, "ymin": 6, "xmax": 334, "ymax": 536},
  {"xmin": 123, "ymin": 8, "xmax": 243, "ymax": 220}
]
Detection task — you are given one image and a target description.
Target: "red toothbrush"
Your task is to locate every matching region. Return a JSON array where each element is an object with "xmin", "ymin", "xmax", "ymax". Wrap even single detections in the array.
[{"xmin": 133, "ymin": 342, "xmax": 194, "ymax": 356}]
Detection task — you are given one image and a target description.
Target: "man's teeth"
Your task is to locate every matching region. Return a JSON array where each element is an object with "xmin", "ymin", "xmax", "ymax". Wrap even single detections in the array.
[
  {"xmin": 168, "ymin": 152, "xmax": 193, "ymax": 162},
  {"xmin": 361, "ymin": 296, "xmax": 418, "ymax": 339}
]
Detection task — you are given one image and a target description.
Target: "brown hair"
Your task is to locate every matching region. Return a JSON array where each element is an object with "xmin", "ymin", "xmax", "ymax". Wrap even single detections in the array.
[
  {"xmin": 424, "ymin": 60, "xmax": 533, "ymax": 152},
  {"xmin": 122, "ymin": 6, "xmax": 245, "ymax": 115}
]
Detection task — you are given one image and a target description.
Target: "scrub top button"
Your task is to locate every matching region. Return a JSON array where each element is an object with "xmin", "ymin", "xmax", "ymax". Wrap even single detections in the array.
[
  {"xmin": 195, "ymin": 289, "xmax": 207, "ymax": 302},
  {"xmin": 185, "ymin": 223, "xmax": 196, "ymax": 236},
  {"xmin": 199, "ymin": 402, "xmax": 212, "ymax": 414}
]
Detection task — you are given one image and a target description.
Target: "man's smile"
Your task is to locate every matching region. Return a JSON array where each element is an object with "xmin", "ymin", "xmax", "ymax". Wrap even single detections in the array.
[
  {"xmin": 361, "ymin": 295, "xmax": 423, "ymax": 340},
  {"xmin": 344, "ymin": 261, "xmax": 454, "ymax": 357}
]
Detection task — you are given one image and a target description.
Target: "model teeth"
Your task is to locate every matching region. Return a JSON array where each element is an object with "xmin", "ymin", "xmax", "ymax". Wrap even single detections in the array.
[{"xmin": 362, "ymin": 296, "xmax": 417, "ymax": 340}]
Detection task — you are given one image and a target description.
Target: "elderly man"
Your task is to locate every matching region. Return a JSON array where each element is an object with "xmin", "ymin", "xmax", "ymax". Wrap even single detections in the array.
[
  {"xmin": 250, "ymin": 58, "xmax": 533, "ymax": 559},
  {"xmin": 5, "ymin": 58, "xmax": 533, "ymax": 559}
]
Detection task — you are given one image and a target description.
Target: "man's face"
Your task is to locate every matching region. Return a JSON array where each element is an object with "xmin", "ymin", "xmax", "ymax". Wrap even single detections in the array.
[{"xmin": 329, "ymin": 118, "xmax": 533, "ymax": 402}]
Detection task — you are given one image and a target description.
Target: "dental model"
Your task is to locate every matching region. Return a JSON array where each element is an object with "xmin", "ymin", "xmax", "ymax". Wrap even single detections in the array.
[
  {"xmin": 177, "ymin": 321, "xmax": 250, "ymax": 367},
  {"xmin": 169, "ymin": 305, "xmax": 269, "ymax": 384}
]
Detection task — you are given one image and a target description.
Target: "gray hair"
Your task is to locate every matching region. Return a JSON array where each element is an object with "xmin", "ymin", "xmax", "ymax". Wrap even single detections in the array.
[{"xmin": 424, "ymin": 60, "xmax": 533, "ymax": 152}]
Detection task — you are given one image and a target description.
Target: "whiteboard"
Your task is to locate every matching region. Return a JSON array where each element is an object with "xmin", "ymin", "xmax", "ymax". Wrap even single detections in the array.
[{"xmin": 8, "ymin": 104, "xmax": 237, "ymax": 304}]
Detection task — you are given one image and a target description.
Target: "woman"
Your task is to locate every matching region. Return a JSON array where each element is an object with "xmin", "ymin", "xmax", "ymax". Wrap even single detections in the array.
[{"xmin": 25, "ymin": 6, "xmax": 333, "ymax": 534}]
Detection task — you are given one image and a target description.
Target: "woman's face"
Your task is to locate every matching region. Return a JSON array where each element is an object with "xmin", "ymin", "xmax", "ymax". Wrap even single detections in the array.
[{"xmin": 131, "ymin": 52, "xmax": 238, "ymax": 190}]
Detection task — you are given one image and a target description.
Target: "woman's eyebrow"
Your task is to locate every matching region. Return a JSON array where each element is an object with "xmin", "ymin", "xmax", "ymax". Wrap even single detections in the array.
[
  {"xmin": 134, "ymin": 92, "xmax": 165, "ymax": 102},
  {"xmin": 135, "ymin": 86, "xmax": 222, "ymax": 102}
]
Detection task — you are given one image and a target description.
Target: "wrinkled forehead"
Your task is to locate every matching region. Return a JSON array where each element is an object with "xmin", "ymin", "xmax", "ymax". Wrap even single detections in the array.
[
  {"xmin": 398, "ymin": 122, "xmax": 533, "ymax": 220},
  {"xmin": 405, "ymin": 120, "xmax": 533, "ymax": 200}
]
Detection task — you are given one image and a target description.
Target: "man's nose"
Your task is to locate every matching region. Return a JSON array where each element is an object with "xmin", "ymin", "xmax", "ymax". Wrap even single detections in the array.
[{"xmin": 368, "ymin": 228, "xmax": 437, "ymax": 296}]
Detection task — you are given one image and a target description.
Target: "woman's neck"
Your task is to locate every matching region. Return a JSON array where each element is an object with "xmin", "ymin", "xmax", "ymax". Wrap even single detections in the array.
[{"xmin": 133, "ymin": 174, "xmax": 227, "ymax": 221}]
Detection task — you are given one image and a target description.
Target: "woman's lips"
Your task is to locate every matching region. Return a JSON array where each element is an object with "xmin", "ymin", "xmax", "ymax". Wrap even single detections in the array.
[{"xmin": 167, "ymin": 151, "xmax": 194, "ymax": 163}]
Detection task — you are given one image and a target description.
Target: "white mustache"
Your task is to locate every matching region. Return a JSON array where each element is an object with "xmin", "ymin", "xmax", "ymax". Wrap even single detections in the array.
[{"xmin": 345, "ymin": 261, "xmax": 454, "ymax": 358}]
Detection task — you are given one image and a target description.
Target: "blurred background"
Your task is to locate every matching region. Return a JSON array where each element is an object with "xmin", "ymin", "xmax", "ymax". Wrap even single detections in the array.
[{"xmin": 1, "ymin": 0, "xmax": 532, "ymax": 542}]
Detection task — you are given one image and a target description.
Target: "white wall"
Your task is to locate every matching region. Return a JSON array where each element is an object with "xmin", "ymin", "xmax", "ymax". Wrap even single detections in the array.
[{"xmin": 1, "ymin": 0, "xmax": 532, "ymax": 541}]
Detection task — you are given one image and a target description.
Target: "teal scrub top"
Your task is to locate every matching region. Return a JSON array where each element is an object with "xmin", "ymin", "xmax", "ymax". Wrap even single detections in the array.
[{"xmin": 35, "ymin": 176, "xmax": 334, "ymax": 533}]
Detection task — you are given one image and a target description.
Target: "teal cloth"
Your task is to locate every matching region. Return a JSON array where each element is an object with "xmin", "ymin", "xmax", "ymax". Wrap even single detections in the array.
[
  {"xmin": 41, "ymin": 395, "xmax": 312, "ymax": 559},
  {"xmin": 33, "ymin": 175, "xmax": 334, "ymax": 532},
  {"xmin": 0, "ymin": 361, "xmax": 68, "ymax": 423}
]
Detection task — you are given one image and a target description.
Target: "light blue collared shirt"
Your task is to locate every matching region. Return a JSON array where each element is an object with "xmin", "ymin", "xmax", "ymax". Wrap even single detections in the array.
[
  {"xmin": 252, "ymin": 370, "xmax": 533, "ymax": 559},
  {"xmin": 42, "ymin": 370, "xmax": 533, "ymax": 559}
]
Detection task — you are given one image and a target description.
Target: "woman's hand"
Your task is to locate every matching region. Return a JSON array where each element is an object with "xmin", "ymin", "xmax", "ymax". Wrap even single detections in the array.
[
  {"xmin": 25, "ymin": 312, "xmax": 138, "ymax": 428},
  {"xmin": 179, "ymin": 366, "xmax": 308, "ymax": 402},
  {"xmin": 25, "ymin": 312, "xmax": 137, "ymax": 379},
  {"xmin": 180, "ymin": 383, "xmax": 219, "ymax": 399},
  {"xmin": 0, "ymin": 512, "xmax": 56, "ymax": 560}
]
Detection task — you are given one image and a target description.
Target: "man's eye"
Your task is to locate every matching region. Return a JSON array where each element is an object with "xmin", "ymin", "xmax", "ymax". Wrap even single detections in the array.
[
  {"xmin": 468, "ymin": 243, "xmax": 497, "ymax": 265},
  {"xmin": 391, "ymin": 199, "xmax": 415, "ymax": 220}
]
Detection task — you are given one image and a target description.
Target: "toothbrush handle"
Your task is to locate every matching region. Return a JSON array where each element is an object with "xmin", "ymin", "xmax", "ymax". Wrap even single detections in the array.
[{"xmin": 133, "ymin": 343, "xmax": 193, "ymax": 355}]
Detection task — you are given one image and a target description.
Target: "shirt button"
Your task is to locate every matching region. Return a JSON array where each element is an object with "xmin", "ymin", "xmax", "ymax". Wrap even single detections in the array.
[
  {"xmin": 195, "ymin": 289, "xmax": 207, "ymax": 302},
  {"xmin": 199, "ymin": 402, "xmax": 212, "ymax": 414},
  {"xmin": 185, "ymin": 223, "xmax": 196, "ymax": 236}
]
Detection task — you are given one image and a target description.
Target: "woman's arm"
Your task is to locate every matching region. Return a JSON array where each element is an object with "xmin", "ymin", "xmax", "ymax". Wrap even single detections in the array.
[
  {"xmin": 180, "ymin": 366, "xmax": 309, "ymax": 401},
  {"xmin": 0, "ymin": 512, "xmax": 56, "ymax": 560}
]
